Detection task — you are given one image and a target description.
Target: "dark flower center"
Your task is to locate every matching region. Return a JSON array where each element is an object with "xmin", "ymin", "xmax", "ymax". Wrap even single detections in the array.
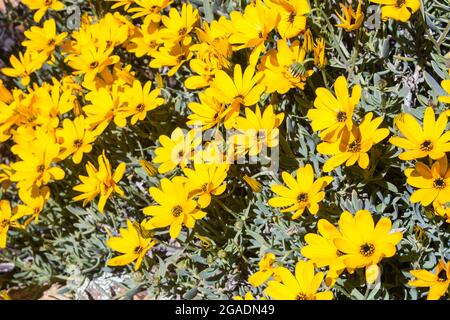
[
  {"xmin": 178, "ymin": 27, "xmax": 187, "ymax": 36},
  {"xmin": 90, "ymin": 61, "xmax": 99, "ymax": 69},
  {"xmin": 347, "ymin": 141, "xmax": 362, "ymax": 153},
  {"xmin": 295, "ymin": 292, "xmax": 308, "ymax": 300},
  {"xmin": 136, "ymin": 103, "xmax": 145, "ymax": 112},
  {"xmin": 396, "ymin": 0, "xmax": 406, "ymax": 7},
  {"xmin": 420, "ymin": 140, "xmax": 433, "ymax": 151},
  {"xmin": 433, "ymin": 178, "xmax": 446, "ymax": 190},
  {"xmin": 37, "ymin": 164, "xmax": 46, "ymax": 173},
  {"xmin": 134, "ymin": 246, "xmax": 143, "ymax": 254},
  {"xmin": 336, "ymin": 111, "xmax": 347, "ymax": 122},
  {"xmin": 0, "ymin": 219, "xmax": 9, "ymax": 228},
  {"xmin": 336, "ymin": 250, "xmax": 344, "ymax": 257},
  {"xmin": 288, "ymin": 12, "xmax": 296, "ymax": 23},
  {"xmin": 171, "ymin": 205, "xmax": 183, "ymax": 217},
  {"xmin": 234, "ymin": 94, "xmax": 245, "ymax": 103},
  {"xmin": 297, "ymin": 192, "xmax": 309, "ymax": 203},
  {"xmin": 359, "ymin": 243, "xmax": 375, "ymax": 257},
  {"xmin": 437, "ymin": 269, "xmax": 448, "ymax": 282},
  {"xmin": 150, "ymin": 5, "xmax": 160, "ymax": 14},
  {"xmin": 201, "ymin": 183, "xmax": 209, "ymax": 192},
  {"xmin": 47, "ymin": 39, "xmax": 56, "ymax": 46},
  {"xmin": 73, "ymin": 139, "xmax": 83, "ymax": 148},
  {"xmin": 45, "ymin": 0, "xmax": 52, "ymax": 6}
]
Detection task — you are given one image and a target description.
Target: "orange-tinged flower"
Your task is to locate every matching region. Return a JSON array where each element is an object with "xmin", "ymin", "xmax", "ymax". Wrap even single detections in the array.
[{"xmin": 336, "ymin": 0, "xmax": 364, "ymax": 32}]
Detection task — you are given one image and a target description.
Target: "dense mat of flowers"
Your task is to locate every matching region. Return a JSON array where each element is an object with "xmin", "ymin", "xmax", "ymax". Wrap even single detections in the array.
[{"xmin": 0, "ymin": 0, "xmax": 449, "ymax": 300}]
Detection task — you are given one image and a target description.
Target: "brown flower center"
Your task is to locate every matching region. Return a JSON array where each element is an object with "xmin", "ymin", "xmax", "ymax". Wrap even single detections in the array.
[
  {"xmin": 134, "ymin": 246, "xmax": 143, "ymax": 254},
  {"xmin": 336, "ymin": 250, "xmax": 344, "ymax": 257},
  {"xmin": 359, "ymin": 243, "xmax": 375, "ymax": 257},
  {"xmin": 0, "ymin": 219, "xmax": 9, "ymax": 228},
  {"xmin": 73, "ymin": 139, "xmax": 83, "ymax": 148},
  {"xmin": 37, "ymin": 164, "xmax": 46, "ymax": 173},
  {"xmin": 47, "ymin": 38, "xmax": 56, "ymax": 46},
  {"xmin": 336, "ymin": 111, "xmax": 347, "ymax": 123},
  {"xmin": 44, "ymin": 0, "xmax": 52, "ymax": 6},
  {"xmin": 201, "ymin": 183, "xmax": 210, "ymax": 192},
  {"xmin": 178, "ymin": 27, "xmax": 187, "ymax": 36},
  {"xmin": 347, "ymin": 141, "xmax": 362, "ymax": 153},
  {"xmin": 90, "ymin": 61, "xmax": 99, "ymax": 69},
  {"xmin": 437, "ymin": 269, "xmax": 448, "ymax": 282},
  {"xmin": 136, "ymin": 103, "xmax": 145, "ymax": 112},
  {"xmin": 288, "ymin": 12, "xmax": 296, "ymax": 23},
  {"xmin": 171, "ymin": 205, "xmax": 183, "ymax": 217},
  {"xmin": 433, "ymin": 178, "xmax": 446, "ymax": 190},
  {"xmin": 295, "ymin": 292, "xmax": 308, "ymax": 300},
  {"xmin": 420, "ymin": 140, "xmax": 433, "ymax": 152},
  {"xmin": 297, "ymin": 192, "xmax": 309, "ymax": 203},
  {"xmin": 396, "ymin": 0, "xmax": 406, "ymax": 7}
]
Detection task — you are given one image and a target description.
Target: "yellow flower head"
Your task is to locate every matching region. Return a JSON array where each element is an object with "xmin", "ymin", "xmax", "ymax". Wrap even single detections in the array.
[
  {"xmin": 128, "ymin": 20, "xmax": 161, "ymax": 58},
  {"xmin": 229, "ymin": 0, "xmax": 279, "ymax": 64},
  {"xmin": 143, "ymin": 177, "xmax": 206, "ymax": 239},
  {"xmin": 267, "ymin": 0, "xmax": 310, "ymax": 39},
  {"xmin": 107, "ymin": 219, "xmax": 156, "ymax": 271},
  {"xmin": 268, "ymin": 164, "xmax": 333, "ymax": 219},
  {"xmin": 153, "ymin": 127, "xmax": 202, "ymax": 174},
  {"xmin": 409, "ymin": 260, "xmax": 450, "ymax": 300},
  {"xmin": 248, "ymin": 252, "xmax": 279, "ymax": 287},
  {"xmin": 230, "ymin": 105, "xmax": 284, "ymax": 158},
  {"xmin": 334, "ymin": 210, "xmax": 403, "ymax": 274},
  {"xmin": 116, "ymin": 80, "xmax": 164, "ymax": 126},
  {"xmin": 301, "ymin": 219, "xmax": 347, "ymax": 287},
  {"xmin": 57, "ymin": 115, "xmax": 99, "ymax": 164},
  {"xmin": 83, "ymin": 86, "xmax": 122, "ymax": 131},
  {"xmin": 1, "ymin": 51, "xmax": 47, "ymax": 86},
  {"xmin": 0, "ymin": 200, "xmax": 22, "ymax": 248},
  {"xmin": 433, "ymin": 201, "xmax": 450, "ymax": 223},
  {"xmin": 129, "ymin": 0, "xmax": 174, "ymax": 23},
  {"xmin": 22, "ymin": 0, "xmax": 64, "ymax": 22},
  {"xmin": 22, "ymin": 19, "xmax": 67, "ymax": 57},
  {"xmin": 336, "ymin": 0, "xmax": 364, "ymax": 32},
  {"xmin": 15, "ymin": 186, "xmax": 50, "ymax": 225},
  {"xmin": 405, "ymin": 155, "xmax": 450, "ymax": 207},
  {"xmin": 158, "ymin": 3, "xmax": 199, "ymax": 46},
  {"xmin": 206, "ymin": 64, "xmax": 265, "ymax": 126},
  {"xmin": 265, "ymin": 260, "xmax": 333, "ymax": 300},
  {"xmin": 318, "ymin": 112, "xmax": 390, "ymax": 172},
  {"xmin": 67, "ymin": 43, "xmax": 120, "ymax": 84},
  {"xmin": 73, "ymin": 151, "xmax": 126, "ymax": 213},
  {"xmin": 261, "ymin": 39, "xmax": 314, "ymax": 94},
  {"xmin": 313, "ymin": 38, "xmax": 327, "ymax": 68},
  {"xmin": 187, "ymin": 92, "xmax": 226, "ymax": 131},
  {"xmin": 390, "ymin": 107, "xmax": 450, "ymax": 160},
  {"xmin": 182, "ymin": 163, "xmax": 229, "ymax": 208},
  {"xmin": 308, "ymin": 75, "xmax": 361, "ymax": 142},
  {"xmin": 370, "ymin": 0, "xmax": 420, "ymax": 22},
  {"xmin": 106, "ymin": 0, "xmax": 135, "ymax": 11},
  {"xmin": 149, "ymin": 42, "xmax": 193, "ymax": 77},
  {"xmin": 10, "ymin": 132, "xmax": 65, "ymax": 191}
]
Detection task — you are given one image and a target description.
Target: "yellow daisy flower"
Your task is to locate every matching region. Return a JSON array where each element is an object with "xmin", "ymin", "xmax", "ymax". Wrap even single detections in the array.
[
  {"xmin": 0, "ymin": 200, "xmax": 23, "ymax": 248},
  {"xmin": 307, "ymin": 75, "xmax": 361, "ymax": 142},
  {"xmin": 268, "ymin": 164, "xmax": 333, "ymax": 219},
  {"xmin": 409, "ymin": 260, "xmax": 450, "ymax": 300},
  {"xmin": 405, "ymin": 155, "xmax": 450, "ymax": 207},
  {"xmin": 265, "ymin": 260, "xmax": 333, "ymax": 300},
  {"xmin": 370, "ymin": 0, "xmax": 420, "ymax": 22},
  {"xmin": 73, "ymin": 151, "xmax": 126, "ymax": 213},
  {"xmin": 143, "ymin": 178, "xmax": 206, "ymax": 239},
  {"xmin": 182, "ymin": 163, "xmax": 229, "ymax": 208},
  {"xmin": 390, "ymin": 107, "xmax": 450, "ymax": 160},
  {"xmin": 153, "ymin": 127, "xmax": 202, "ymax": 174},
  {"xmin": 22, "ymin": 0, "xmax": 64, "ymax": 23},
  {"xmin": 438, "ymin": 79, "xmax": 450, "ymax": 104},
  {"xmin": 129, "ymin": 0, "xmax": 173, "ymax": 23},
  {"xmin": 107, "ymin": 219, "xmax": 156, "ymax": 271},
  {"xmin": 267, "ymin": 0, "xmax": 310, "ymax": 39},
  {"xmin": 333, "ymin": 210, "xmax": 402, "ymax": 281},
  {"xmin": 1, "ymin": 51, "xmax": 47, "ymax": 86},
  {"xmin": 318, "ymin": 112, "xmax": 389, "ymax": 172},
  {"xmin": 22, "ymin": 19, "xmax": 67, "ymax": 56},
  {"xmin": 336, "ymin": 0, "xmax": 364, "ymax": 32},
  {"xmin": 248, "ymin": 253, "xmax": 281, "ymax": 287},
  {"xmin": 158, "ymin": 3, "xmax": 199, "ymax": 46}
]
